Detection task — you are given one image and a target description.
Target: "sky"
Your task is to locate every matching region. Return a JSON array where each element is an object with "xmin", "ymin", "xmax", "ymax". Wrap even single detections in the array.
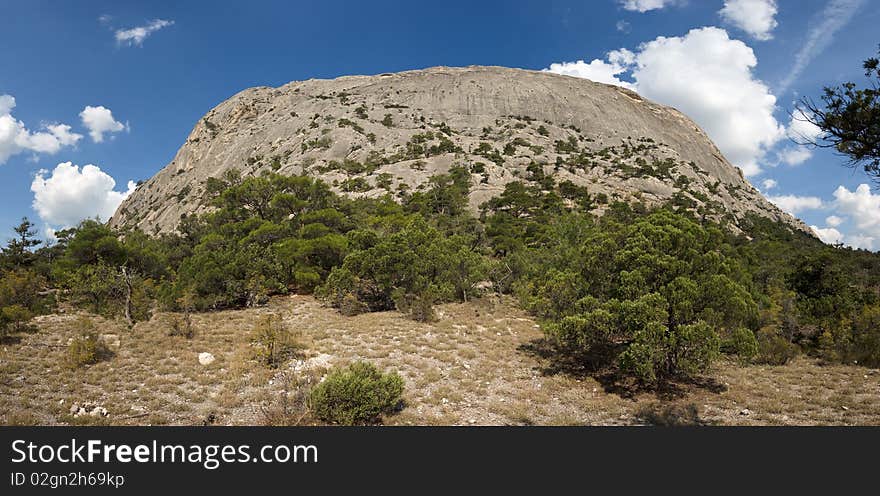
[{"xmin": 1, "ymin": 0, "xmax": 879, "ymax": 248}]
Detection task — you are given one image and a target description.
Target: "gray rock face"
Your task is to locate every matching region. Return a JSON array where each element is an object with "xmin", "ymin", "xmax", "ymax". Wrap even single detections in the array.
[{"xmin": 109, "ymin": 66, "xmax": 811, "ymax": 235}]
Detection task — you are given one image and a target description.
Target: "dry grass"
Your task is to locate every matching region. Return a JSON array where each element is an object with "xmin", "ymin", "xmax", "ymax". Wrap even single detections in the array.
[{"xmin": 1, "ymin": 294, "xmax": 878, "ymax": 425}]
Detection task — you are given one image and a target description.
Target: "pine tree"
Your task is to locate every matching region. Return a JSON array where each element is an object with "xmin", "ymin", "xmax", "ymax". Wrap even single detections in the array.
[{"xmin": 3, "ymin": 217, "xmax": 41, "ymax": 268}]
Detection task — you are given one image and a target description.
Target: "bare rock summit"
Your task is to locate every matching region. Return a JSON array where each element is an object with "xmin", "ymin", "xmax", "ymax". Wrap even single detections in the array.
[{"xmin": 109, "ymin": 66, "xmax": 810, "ymax": 235}]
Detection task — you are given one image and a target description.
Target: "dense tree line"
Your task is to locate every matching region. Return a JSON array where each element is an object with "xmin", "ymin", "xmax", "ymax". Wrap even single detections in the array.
[{"xmin": 2, "ymin": 166, "xmax": 879, "ymax": 385}]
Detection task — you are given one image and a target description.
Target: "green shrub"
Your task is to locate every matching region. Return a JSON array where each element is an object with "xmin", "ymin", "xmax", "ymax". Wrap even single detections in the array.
[
  {"xmin": 0, "ymin": 304, "xmax": 34, "ymax": 337},
  {"xmin": 851, "ymin": 304, "xmax": 880, "ymax": 367},
  {"xmin": 310, "ymin": 362, "xmax": 404, "ymax": 425},
  {"xmin": 392, "ymin": 289, "xmax": 436, "ymax": 322},
  {"xmin": 724, "ymin": 327, "xmax": 759, "ymax": 364},
  {"xmin": 66, "ymin": 318, "xmax": 110, "ymax": 369},
  {"xmin": 755, "ymin": 326, "xmax": 798, "ymax": 365},
  {"xmin": 168, "ymin": 292, "xmax": 196, "ymax": 338},
  {"xmin": 251, "ymin": 314, "xmax": 302, "ymax": 367}
]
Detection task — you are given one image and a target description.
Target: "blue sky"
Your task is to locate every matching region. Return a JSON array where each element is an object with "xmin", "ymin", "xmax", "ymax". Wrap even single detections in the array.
[{"xmin": 1, "ymin": 0, "xmax": 878, "ymax": 248}]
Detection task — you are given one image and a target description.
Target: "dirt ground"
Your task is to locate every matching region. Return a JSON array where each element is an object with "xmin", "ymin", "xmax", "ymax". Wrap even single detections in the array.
[{"xmin": 1, "ymin": 294, "xmax": 878, "ymax": 426}]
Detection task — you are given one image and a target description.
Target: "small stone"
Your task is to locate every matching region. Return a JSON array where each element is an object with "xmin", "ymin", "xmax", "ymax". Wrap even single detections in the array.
[
  {"xmin": 198, "ymin": 352, "xmax": 216, "ymax": 365},
  {"xmin": 468, "ymin": 419, "xmax": 477, "ymax": 424},
  {"xmin": 69, "ymin": 404, "xmax": 79, "ymax": 415},
  {"xmin": 841, "ymin": 406, "xmax": 849, "ymax": 411},
  {"xmin": 89, "ymin": 406, "xmax": 108, "ymax": 417},
  {"xmin": 739, "ymin": 408, "xmax": 752, "ymax": 416}
]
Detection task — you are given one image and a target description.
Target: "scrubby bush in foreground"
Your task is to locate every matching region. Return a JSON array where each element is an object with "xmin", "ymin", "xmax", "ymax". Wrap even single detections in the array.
[
  {"xmin": 310, "ymin": 362, "xmax": 404, "ymax": 425},
  {"xmin": 66, "ymin": 318, "xmax": 111, "ymax": 369},
  {"xmin": 251, "ymin": 314, "xmax": 302, "ymax": 368}
]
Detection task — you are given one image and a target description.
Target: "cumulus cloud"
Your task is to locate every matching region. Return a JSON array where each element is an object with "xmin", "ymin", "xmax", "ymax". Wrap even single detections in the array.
[
  {"xmin": 547, "ymin": 27, "xmax": 786, "ymax": 177},
  {"xmin": 761, "ymin": 178, "xmax": 778, "ymax": 191},
  {"xmin": 775, "ymin": 110, "xmax": 823, "ymax": 166},
  {"xmin": 797, "ymin": 185, "xmax": 880, "ymax": 250},
  {"xmin": 825, "ymin": 215, "xmax": 844, "ymax": 227},
  {"xmin": 786, "ymin": 109, "xmax": 823, "ymax": 143},
  {"xmin": 778, "ymin": 147, "xmax": 813, "ymax": 166},
  {"xmin": 811, "ymin": 225, "xmax": 844, "ymax": 245},
  {"xmin": 544, "ymin": 50, "xmax": 636, "ymax": 89},
  {"xmin": 777, "ymin": 0, "xmax": 866, "ymax": 94},
  {"xmin": 31, "ymin": 162, "xmax": 135, "ymax": 229},
  {"xmin": 632, "ymin": 28, "xmax": 786, "ymax": 176},
  {"xmin": 767, "ymin": 194, "xmax": 823, "ymax": 215},
  {"xmin": 830, "ymin": 184, "xmax": 880, "ymax": 250},
  {"xmin": 620, "ymin": 0, "xmax": 681, "ymax": 12},
  {"xmin": 80, "ymin": 105, "xmax": 126, "ymax": 143},
  {"xmin": 719, "ymin": 0, "xmax": 778, "ymax": 41},
  {"xmin": 115, "ymin": 19, "xmax": 174, "ymax": 47},
  {"xmin": 0, "ymin": 95, "xmax": 82, "ymax": 164}
]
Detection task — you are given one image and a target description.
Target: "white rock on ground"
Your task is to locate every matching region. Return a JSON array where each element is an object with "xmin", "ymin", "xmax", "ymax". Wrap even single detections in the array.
[{"xmin": 198, "ymin": 352, "xmax": 216, "ymax": 365}]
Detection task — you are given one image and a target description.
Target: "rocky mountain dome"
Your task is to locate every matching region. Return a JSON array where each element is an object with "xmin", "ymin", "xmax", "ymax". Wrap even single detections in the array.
[{"xmin": 109, "ymin": 65, "xmax": 810, "ymax": 235}]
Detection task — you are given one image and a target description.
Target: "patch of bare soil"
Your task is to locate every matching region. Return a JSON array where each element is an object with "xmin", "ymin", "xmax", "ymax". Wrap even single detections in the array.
[{"xmin": 1, "ymin": 295, "xmax": 878, "ymax": 425}]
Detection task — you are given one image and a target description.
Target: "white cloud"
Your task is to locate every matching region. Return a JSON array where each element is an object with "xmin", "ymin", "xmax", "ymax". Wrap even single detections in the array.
[
  {"xmin": 115, "ymin": 19, "xmax": 174, "ymax": 47},
  {"xmin": 775, "ymin": 110, "xmax": 823, "ymax": 165},
  {"xmin": 0, "ymin": 95, "xmax": 82, "ymax": 164},
  {"xmin": 616, "ymin": 20, "xmax": 632, "ymax": 33},
  {"xmin": 543, "ymin": 53, "xmax": 636, "ymax": 89},
  {"xmin": 825, "ymin": 215, "xmax": 843, "ymax": 227},
  {"xmin": 778, "ymin": 147, "xmax": 813, "ymax": 166},
  {"xmin": 801, "ymin": 185, "xmax": 880, "ymax": 250},
  {"xmin": 777, "ymin": 0, "xmax": 866, "ymax": 94},
  {"xmin": 761, "ymin": 178, "xmax": 778, "ymax": 190},
  {"xmin": 80, "ymin": 105, "xmax": 126, "ymax": 143},
  {"xmin": 787, "ymin": 109, "xmax": 823, "ymax": 143},
  {"xmin": 547, "ymin": 27, "xmax": 785, "ymax": 177},
  {"xmin": 620, "ymin": 0, "xmax": 681, "ymax": 12},
  {"xmin": 767, "ymin": 194, "xmax": 824, "ymax": 215},
  {"xmin": 30, "ymin": 162, "xmax": 135, "ymax": 229},
  {"xmin": 811, "ymin": 225, "xmax": 844, "ymax": 245},
  {"xmin": 719, "ymin": 0, "xmax": 778, "ymax": 41},
  {"xmin": 632, "ymin": 28, "xmax": 786, "ymax": 176},
  {"xmin": 846, "ymin": 234, "xmax": 876, "ymax": 250},
  {"xmin": 830, "ymin": 184, "xmax": 880, "ymax": 250}
]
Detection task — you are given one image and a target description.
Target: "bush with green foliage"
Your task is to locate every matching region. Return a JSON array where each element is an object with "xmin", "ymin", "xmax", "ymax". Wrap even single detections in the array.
[
  {"xmin": 251, "ymin": 314, "xmax": 302, "ymax": 367},
  {"xmin": 309, "ymin": 362, "xmax": 404, "ymax": 425},
  {"xmin": 2, "ymin": 145, "xmax": 879, "ymax": 391},
  {"xmin": 66, "ymin": 318, "xmax": 110, "ymax": 368},
  {"xmin": 318, "ymin": 216, "xmax": 488, "ymax": 320}
]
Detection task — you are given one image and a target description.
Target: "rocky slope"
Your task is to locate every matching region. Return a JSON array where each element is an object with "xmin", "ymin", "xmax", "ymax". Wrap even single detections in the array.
[{"xmin": 109, "ymin": 66, "xmax": 810, "ymax": 235}]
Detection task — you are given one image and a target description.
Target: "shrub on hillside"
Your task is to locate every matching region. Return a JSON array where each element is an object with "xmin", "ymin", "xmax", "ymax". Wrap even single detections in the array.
[
  {"xmin": 755, "ymin": 326, "xmax": 799, "ymax": 365},
  {"xmin": 251, "ymin": 314, "xmax": 302, "ymax": 368},
  {"xmin": 723, "ymin": 327, "xmax": 759, "ymax": 364},
  {"xmin": 66, "ymin": 318, "xmax": 111, "ymax": 369},
  {"xmin": 851, "ymin": 304, "xmax": 880, "ymax": 367},
  {"xmin": 309, "ymin": 362, "xmax": 404, "ymax": 425},
  {"xmin": 0, "ymin": 304, "xmax": 34, "ymax": 338}
]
